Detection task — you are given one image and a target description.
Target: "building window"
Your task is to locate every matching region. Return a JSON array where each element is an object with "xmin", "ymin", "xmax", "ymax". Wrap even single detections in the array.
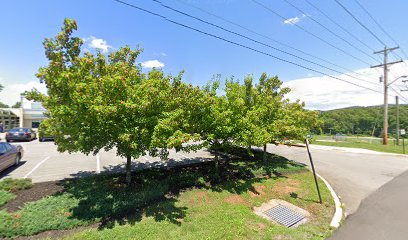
[{"xmin": 32, "ymin": 121, "xmax": 41, "ymax": 128}]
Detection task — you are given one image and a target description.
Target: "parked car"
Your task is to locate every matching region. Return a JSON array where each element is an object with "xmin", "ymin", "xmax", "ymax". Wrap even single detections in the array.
[
  {"xmin": 0, "ymin": 142, "xmax": 23, "ymax": 172},
  {"xmin": 5, "ymin": 128, "xmax": 36, "ymax": 142},
  {"xmin": 38, "ymin": 125, "xmax": 54, "ymax": 142}
]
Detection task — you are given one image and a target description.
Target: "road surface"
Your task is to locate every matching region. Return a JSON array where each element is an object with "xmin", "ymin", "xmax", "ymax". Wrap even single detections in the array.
[{"xmin": 267, "ymin": 144, "xmax": 408, "ymax": 215}]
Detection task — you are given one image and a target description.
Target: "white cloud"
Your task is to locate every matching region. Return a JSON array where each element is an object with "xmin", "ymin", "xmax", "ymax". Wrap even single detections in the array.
[
  {"xmin": 0, "ymin": 80, "xmax": 47, "ymax": 107},
  {"xmin": 141, "ymin": 60, "xmax": 165, "ymax": 68},
  {"xmin": 284, "ymin": 16, "xmax": 301, "ymax": 25},
  {"xmin": 283, "ymin": 14, "xmax": 309, "ymax": 25},
  {"xmin": 87, "ymin": 36, "xmax": 112, "ymax": 53},
  {"xmin": 161, "ymin": 53, "xmax": 167, "ymax": 57},
  {"xmin": 283, "ymin": 61, "xmax": 408, "ymax": 110}
]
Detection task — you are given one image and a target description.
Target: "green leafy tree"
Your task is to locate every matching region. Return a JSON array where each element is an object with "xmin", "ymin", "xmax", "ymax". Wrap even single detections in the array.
[
  {"xmin": 197, "ymin": 76, "xmax": 235, "ymax": 175},
  {"xmin": 0, "ymin": 103, "xmax": 8, "ymax": 108},
  {"xmin": 251, "ymin": 73, "xmax": 318, "ymax": 161},
  {"xmin": 26, "ymin": 18, "xmax": 200, "ymax": 184},
  {"xmin": 11, "ymin": 102, "xmax": 21, "ymax": 108}
]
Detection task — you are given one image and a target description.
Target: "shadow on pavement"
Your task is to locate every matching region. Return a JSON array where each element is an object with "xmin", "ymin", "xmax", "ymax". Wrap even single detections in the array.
[{"xmin": 0, "ymin": 161, "xmax": 27, "ymax": 180}]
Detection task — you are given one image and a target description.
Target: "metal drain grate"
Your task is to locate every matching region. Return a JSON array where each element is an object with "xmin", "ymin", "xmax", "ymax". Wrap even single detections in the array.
[{"xmin": 263, "ymin": 204, "xmax": 305, "ymax": 227}]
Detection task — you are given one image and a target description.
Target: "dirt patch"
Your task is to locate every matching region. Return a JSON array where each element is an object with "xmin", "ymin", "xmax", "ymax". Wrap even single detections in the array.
[
  {"xmin": 248, "ymin": 185, "xmax": 267, "ymax": 198},
  {"xmin": 195, "ymin": 191, "xmax": 210, "ymax": 203},
  {"xmin": 224, "ymin": 194, "xmax": 249, "ymax": 206},
  {"xmin": 0, "ymin": 181, "xmax": 64, "ymax": 212},
  {"xmin": 272, "ymin": 179, "xmax": 300, "ymax": 195},
  {"xmin": 257, "ymin": 223, "xmax": 267, "ymax": 229},
  {"xmin": 254, "ymin": 185, "xmax": 266, "ymax": 195}
]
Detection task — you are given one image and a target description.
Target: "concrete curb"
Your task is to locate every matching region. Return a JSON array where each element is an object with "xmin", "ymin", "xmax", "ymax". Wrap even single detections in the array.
[{"xmin": 316, "ymin": 173, "xmax": 343, "ymax": 228}]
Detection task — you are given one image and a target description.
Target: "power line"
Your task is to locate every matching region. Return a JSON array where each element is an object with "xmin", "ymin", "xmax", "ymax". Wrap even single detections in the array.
[
  {"xmin": 176, "ymin": 0, "xmax": 379, "ymax": 83},
  {"xmin": 302, "ymin": 0, "xmax": 381, "ymax": 62},
  {"xmin": 333, "ymin": 0, "xmax": 408, "ymax": 108},
  {"xmin": 352, "ymin": 0, "xmax": 408, "ymax": 71},
  {"xmin": 152, "ymin": 0, "xmax": 378, "ymax": 86},
  {"xmin": 390, "ymin": 86, "xmax": 408, "ymax": 103},
  {"xmin": 353, "ymin": 0, "xmax": 408, "ymax": 59},
  {"xmin": 333, "ymin": 0, "xmax": 386, "ymax": 47},
  {"xmin": 250, "ymin": 0, "xmax": 373, "ymax": 66},
  {"xmin": 282, "ymin": 0, "xmax": 380, "ymax": 64},
  {"xmin": 112, "ymin": 0, "xmax": 384, "ymax": 94}
]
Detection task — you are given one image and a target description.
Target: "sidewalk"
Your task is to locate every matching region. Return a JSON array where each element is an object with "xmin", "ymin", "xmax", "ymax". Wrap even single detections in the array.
[
  {"xmin": 330, "ymin": 169, "xmax": 408, "ymax": 240},
  {"xmin": 309, "ymin": 144, "xmax": 408, "ymax": 157}
]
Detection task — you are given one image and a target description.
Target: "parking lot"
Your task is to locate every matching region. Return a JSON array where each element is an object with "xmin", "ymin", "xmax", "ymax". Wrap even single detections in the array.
[{"xmin": 0, "ymin": 135, "xmax": 214, "ymax": 183}]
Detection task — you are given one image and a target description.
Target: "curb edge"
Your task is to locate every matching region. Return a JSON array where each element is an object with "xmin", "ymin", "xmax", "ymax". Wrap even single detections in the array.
[{"xmin": 316, "ymin": 173, "xmax": 343, "ymax": 228}]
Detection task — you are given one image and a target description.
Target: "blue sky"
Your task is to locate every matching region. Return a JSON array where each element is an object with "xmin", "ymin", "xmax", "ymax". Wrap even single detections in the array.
[{"xmin": 1, "ymin": 0, "xmax": 408, "ymax": 109}]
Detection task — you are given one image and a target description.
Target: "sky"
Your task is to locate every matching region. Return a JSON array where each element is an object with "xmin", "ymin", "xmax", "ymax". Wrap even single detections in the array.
[{"xmin": 1, "ymin": 0, "xmax": 408, "ymax": 110}]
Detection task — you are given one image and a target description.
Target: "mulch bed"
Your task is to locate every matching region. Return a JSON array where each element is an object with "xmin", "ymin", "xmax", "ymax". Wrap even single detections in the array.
[{"xmin": 0, "ymin": 181, "xmax": 64, "ymax": 212}]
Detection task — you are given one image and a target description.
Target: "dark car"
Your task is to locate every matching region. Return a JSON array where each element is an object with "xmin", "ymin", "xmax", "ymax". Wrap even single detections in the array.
[
  {"xmin": 0, "ymin": 142, "xmax": 23, "ymax": 172},
  {"xmin": 5, "ymin": 128, "xmax": 36, "ymax": 142},
  {"xmin": 38, "ymin": 127, "xmax": 54, "ymax": 142}
]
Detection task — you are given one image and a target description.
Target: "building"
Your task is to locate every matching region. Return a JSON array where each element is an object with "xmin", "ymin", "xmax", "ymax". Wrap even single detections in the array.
[
  {"xmin": 0, "ymin": 98, "xmax": 47, "ymax": 131},
  {"xmin": 0, "ymin": 108, "xmax": 21, "ymax": 130}
]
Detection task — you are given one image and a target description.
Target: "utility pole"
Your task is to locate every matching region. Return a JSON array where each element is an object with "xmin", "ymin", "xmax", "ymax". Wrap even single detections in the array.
[
  {"xmin": 371, "ymin": 46, "xmax": 402, "ymax": 145},
  {"xmin": 396, "ymin": 96, "xmax": 400, "ymax": 145}
]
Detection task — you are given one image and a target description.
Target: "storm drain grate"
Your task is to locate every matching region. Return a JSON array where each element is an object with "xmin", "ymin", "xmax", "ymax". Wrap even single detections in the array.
[{"xmin": 263, "ymin": 204, "xmax": 305, "ymax": 228}]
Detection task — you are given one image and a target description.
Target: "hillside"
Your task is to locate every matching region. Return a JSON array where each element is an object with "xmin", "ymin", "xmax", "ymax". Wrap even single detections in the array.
[{"xmin": 319, "ymin": 105, "xmax": 408, "ymax": 137}]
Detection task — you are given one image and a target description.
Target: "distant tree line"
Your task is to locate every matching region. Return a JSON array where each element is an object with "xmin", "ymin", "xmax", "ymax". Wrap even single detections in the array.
[{"xmin": 317, "ymin": 105, "xmax": 408, "ymax": 137}]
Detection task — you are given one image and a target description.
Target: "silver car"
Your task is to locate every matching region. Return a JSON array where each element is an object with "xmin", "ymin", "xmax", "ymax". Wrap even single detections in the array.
[{"xmin": 0, "ymin": 142, "xmax": 24, "ymax": 172}]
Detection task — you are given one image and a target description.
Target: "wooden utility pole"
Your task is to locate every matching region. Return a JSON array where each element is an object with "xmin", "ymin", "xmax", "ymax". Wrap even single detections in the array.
[
  {"xmin": 396, "ymin": 96, "xmax": 400, "ymax": 145},
  {"xmin": 371, "ymin": 46, "xmax": 402, "ymax": 145}
]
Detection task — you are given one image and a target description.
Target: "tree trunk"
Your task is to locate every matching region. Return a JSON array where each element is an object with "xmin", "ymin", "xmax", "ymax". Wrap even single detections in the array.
[
  {"xmin": 371, "ymin": 123, "xmax": 376, "ymax": 137},
  {"xmin": 214, "ymin": 149, "xmax": 219, "ymax": 175},
  {"xmin": 263, "ymin": 144, "xmax": 267, "ymax": 162},
  {"xmin": 126, "ymin": 155, "xmax": 132, "ymax": 185}
]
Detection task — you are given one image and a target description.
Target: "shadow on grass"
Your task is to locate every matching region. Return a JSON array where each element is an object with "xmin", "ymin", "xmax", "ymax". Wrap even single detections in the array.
[{"xmin": 61, "ymin": 146, "xmax": 304, "ymax": 230}]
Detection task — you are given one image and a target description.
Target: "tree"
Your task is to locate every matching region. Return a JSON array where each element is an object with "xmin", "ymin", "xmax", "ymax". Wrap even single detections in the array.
[
  {"xmin": 12, "ymin": 102, "xmax": 21, "ymax": 108},
  {"xmin": 197, "ymin": 76, "xmax": 235, "ymax": 175},
  {"xmin": 26, "ymin": 18, "xmax": 200, "ymax": 184},
  {"xmin": 0, "ymin": 102, "xmax": 9, "ymax": 108},
  {"xmin": 250, "ymin": 73, "xmax": 318, "ymax": 161}
]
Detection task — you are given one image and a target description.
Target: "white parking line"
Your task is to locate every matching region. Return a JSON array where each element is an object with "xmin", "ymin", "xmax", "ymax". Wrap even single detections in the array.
[
  {"xmin": 96, "ymin": 153, "xmax": 101, "ymax": 173},
  {"xmin": 23, "ymin": 156, "xmax": 50, "ymax": 179}
]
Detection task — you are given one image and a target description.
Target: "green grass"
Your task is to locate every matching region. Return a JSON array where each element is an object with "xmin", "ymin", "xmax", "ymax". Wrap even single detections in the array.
[
  {"xmin": 0, "ymin": 149, "xmax": 335, "ymax": 239},
  {"xmin": 313, "ymin": 135, "xmax": 407, "ymax": 154},
  {"xmin": 66, "ymin": 171, "xmax": 334, "ymax": 240},
  {"xmin": 0, "ymin": 178, "xmax": 32, "ymax": 192},
  {"xmin": 0, "ymin": 190, "xmax": 15, "ymax": 207},
  {"xmin": 0, "ymin": 178, "xmax": 32, "ymax": 207}
]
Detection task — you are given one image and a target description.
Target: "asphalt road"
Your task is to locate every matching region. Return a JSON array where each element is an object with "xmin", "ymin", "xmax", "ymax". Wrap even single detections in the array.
[
  {"xmin": 266, "ymin": 144, "xmax": 408, "ymax": 215},
  {"xmin": 330, "ymin": 169, "xmax": 408, "ymax": 240}
]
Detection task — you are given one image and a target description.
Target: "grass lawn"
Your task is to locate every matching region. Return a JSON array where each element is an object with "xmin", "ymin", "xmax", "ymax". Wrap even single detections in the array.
[
  {"xmin": 0, "ymin": 178, "xmax": 32, "ymax": 207},
  {"xmin": 313, "ymin": 136, "xmax": 407, "ymax": 154},
  {"xmin": 0, "ymin": 148, "xmax": 335, "ymax": 239}
]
